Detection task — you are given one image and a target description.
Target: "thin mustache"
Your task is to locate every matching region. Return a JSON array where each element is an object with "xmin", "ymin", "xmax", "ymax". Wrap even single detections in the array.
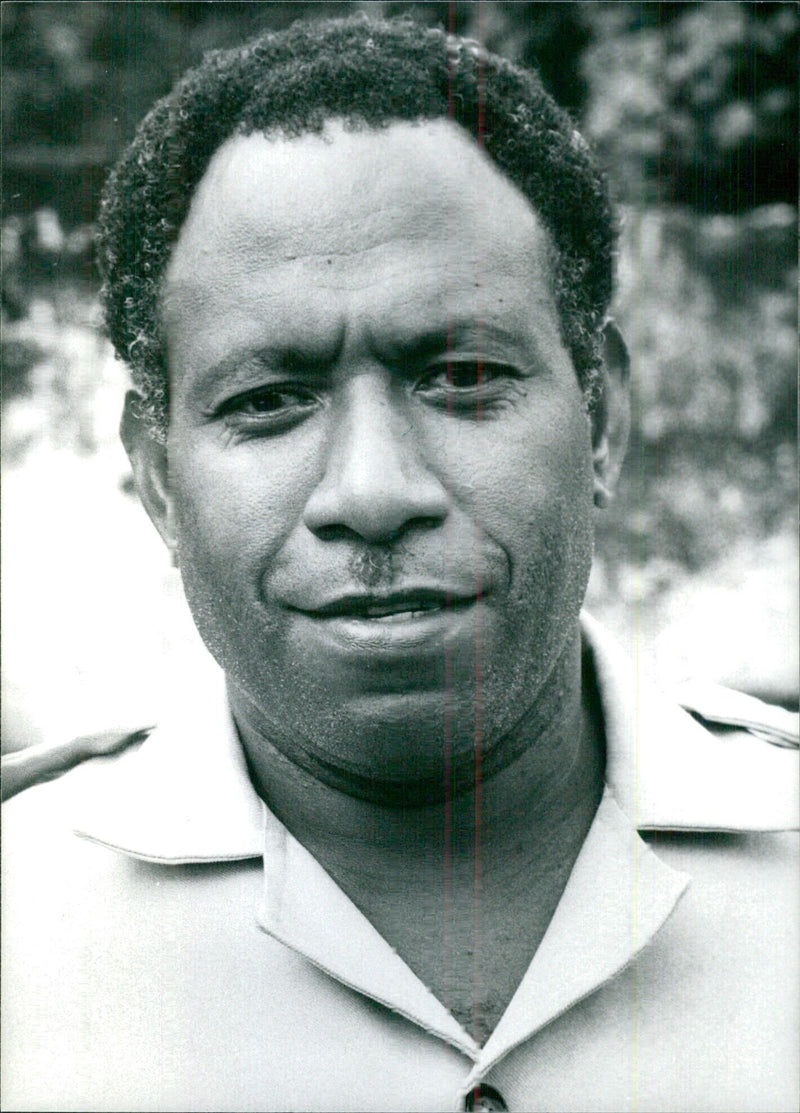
[
  {"xmin": 348, "ymin": 546, "xmax": 397, "ymax": 589},
  {"xmin": 268, "ymin": 539, "xmax": 505, "ymax": 608}
]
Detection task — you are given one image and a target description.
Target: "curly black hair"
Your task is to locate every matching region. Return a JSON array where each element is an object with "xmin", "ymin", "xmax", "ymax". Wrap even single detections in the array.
[{"xmin": 97, "ymin": 15, "xmax": 615, "ymax": 439}]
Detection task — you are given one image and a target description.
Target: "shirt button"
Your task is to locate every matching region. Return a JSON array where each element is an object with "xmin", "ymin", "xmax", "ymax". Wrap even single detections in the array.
[{"xmin": 464, "ymin": 1084, "xmax": 508, "ymax": 1112}]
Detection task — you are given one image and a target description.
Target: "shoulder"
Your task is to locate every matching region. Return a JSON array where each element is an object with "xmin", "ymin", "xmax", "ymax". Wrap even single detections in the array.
[
  {"xmin": 665, "ymin": 681, "xmax": 800, "ymax": 832},
  {"xmin": 1, "ymin": 736, "xmax": 151, "ymax": 907},
  {"xmin": 1, "ymin": 740, "xmax": 146, "ymax": 897},
  {"xmin": 675, "ymin": 680, "xmax": 798, "ymax": 750},
  {"xmin": 582, "ymin": 612, "xmax": 798, "ymax": 831},
  {"xmin": 1, "ymin": 726, "xmax": 153, "ymax": 803},
  {"xmin": 635, "ymin": 684, "xmax": 798, "ymax": 959},
  {"xmin": 607, "ymin": 673, "xmax": 798, "ymax": 834}
]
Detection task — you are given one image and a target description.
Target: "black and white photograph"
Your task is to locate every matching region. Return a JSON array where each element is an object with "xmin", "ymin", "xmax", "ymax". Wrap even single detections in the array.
[{"xmin": 2, "ymin": 3, "xmax": 798, "ymax": 1110}]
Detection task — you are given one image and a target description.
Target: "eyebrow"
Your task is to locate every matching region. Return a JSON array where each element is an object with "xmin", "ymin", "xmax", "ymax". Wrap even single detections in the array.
[
  {"xmin": 187, "ymin": 333, "xmax": 348, "ymax": 401},
  {"xmin": 187, "ymin": 316, "xmax": 538, "ymax": 402},
  {"xmin": 367, "ymin": 318, "xmax": 534, "ymax": 367}
]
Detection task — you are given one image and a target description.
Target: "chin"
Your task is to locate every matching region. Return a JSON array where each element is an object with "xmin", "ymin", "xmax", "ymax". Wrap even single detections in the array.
[{"xmin": 297, "ymin": 687, "xmax": 515, "ymax": 804}]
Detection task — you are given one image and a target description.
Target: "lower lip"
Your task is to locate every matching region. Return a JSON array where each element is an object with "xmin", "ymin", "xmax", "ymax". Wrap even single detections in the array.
[{"xmin": 294, "ymin": 600, "xmax": 480, "ymax": 655}]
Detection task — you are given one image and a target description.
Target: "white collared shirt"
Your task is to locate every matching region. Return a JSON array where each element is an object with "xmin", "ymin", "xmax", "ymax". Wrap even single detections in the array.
[{"xmin": 2, "ymin": 615, "xmax": 798, "ymax": 1111}]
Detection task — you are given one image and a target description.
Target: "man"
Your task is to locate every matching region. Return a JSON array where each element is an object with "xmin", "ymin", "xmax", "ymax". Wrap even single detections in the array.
[{"xmin": 2, "ymin": 17, "xmax": 797, "ymax": 1112}]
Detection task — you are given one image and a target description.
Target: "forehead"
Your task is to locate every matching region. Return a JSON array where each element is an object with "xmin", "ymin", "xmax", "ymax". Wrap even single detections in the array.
[{"xmin": 162, "ymin": 119, "xmax": 561, "ymax": 368}]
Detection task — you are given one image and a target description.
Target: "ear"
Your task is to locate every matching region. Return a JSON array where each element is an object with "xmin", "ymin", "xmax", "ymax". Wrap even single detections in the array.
[
  {"xmin": 120, "ymin": 392, "xmax": 178, "ymax": 564},
  {"xmin": 590, "ymin": 320, "xmax": 630, "ymax": 508}
]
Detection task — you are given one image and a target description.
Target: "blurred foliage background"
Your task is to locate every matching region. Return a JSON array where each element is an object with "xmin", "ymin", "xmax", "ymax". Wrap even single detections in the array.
[{"xmin": 2, "ymin": 1, "xmax": 797, "ymax": 751}]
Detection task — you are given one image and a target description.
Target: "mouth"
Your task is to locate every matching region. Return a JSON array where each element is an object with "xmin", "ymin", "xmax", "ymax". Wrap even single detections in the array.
[
  {"xmin": 284, "ymin": 587, "xmax": 484, "ymax": 663},
  {"xmin": 297, "ymin": 589, "xmax": 477, "ymax": 622}
]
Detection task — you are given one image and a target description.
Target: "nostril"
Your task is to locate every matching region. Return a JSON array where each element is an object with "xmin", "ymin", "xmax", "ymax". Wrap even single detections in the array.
[
  {"xmin": 414, "ymin": 515, "xmax": 445, "ymax": 532},
  {"xmin": 312, "ymin": 523, "xmax": 358, "ymax": 544},
  {"xmin": 309, "ymin": 516, "xmax": 443, "ymax": 546}
]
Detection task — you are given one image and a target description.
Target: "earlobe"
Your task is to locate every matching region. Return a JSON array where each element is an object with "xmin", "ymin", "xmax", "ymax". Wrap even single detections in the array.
[
  {"xmin": 120, "ymin": 391, "xmax": 177, "ymax": 560},
  {"xmin": 591, "ymin": 320, "xmax": 631, "ymax": 508}
]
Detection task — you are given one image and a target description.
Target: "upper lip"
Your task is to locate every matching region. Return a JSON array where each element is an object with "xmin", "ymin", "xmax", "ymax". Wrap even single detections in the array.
[{"xmin": 293, "ymin": 588, "xmax": 478, "ymax": 619}]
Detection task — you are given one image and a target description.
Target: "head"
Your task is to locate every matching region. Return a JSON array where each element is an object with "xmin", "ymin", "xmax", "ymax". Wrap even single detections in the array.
[
  {"xmin": 99, "ymin": 15, "xmax": 616, "ymax": 438},
  {"xmin": 106, "ymin": 16, "xmax": 629, "ymax": 803}
]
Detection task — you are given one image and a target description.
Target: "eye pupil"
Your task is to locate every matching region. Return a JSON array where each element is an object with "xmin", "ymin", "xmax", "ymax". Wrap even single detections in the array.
[
  {"xmin": 249, "ymin": 390, "xmax": 281, "ymax": 411},
  {"xmin": 450, "ymin": 364, "xmax": 481, "ymax": 388}
]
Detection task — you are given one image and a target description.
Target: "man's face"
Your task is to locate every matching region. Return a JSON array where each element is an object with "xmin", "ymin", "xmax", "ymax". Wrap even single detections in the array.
[{"xmin": 159, "ymin": 119, "xmax": 596, "ymax": 793}]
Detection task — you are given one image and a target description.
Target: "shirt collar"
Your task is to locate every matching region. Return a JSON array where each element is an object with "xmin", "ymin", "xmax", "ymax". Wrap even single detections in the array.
[
  {"xmin": 74, "ymin": 611, "xmax": 796, "ymax": 862},
  {"xmin": 255, "ymin": 782, "xmax": 690, "ymax": 1068}
]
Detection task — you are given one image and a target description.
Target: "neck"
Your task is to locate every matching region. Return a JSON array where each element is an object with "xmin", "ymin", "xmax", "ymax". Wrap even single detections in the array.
[
  {"xmin": 233, "ymin": 625, "xmax": 605, "ymax": 1043},
  {"xmin": 232, "ymin": 624, "xmax": 603, "ymax": 882}
]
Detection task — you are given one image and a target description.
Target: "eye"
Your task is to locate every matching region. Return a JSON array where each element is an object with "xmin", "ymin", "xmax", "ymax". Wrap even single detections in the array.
[
  {"xmin": 420, "ymin": 361, "xmax": 511, "ymax": 388},
  {"xmin": 216, "ymin": 384, "xmax": 319, "ymax": 428},
  {"xmin": 414, "ymin": 360, "xmax": 520, "ymax": 411},
  {"xmin": 236, "ymin": 387, "xmax": 304, "ymax": 413}
]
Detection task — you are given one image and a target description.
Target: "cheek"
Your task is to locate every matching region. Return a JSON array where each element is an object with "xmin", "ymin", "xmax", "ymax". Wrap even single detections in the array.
[
  {"xmin": 442, "ymin": 401, "xmax": 594, "ymax": 560},
  {"xmin": 166, "ymin": 444, "xmax": 311, "ymax": 681},
  {"xmin": 167, "ymin": 441, "xmax": 308, "ymax": 599}
]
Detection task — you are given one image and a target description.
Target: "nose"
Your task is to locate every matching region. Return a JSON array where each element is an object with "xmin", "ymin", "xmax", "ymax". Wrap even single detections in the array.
[{"xmin": 303, "ymin": 374, "xmax": 449, "ymax": 543}]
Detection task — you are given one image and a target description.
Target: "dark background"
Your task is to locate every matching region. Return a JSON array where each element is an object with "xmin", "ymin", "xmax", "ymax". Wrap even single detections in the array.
[{"xmin": 2, "ymin": 2, "xmax": 797, "ymax": 752}]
